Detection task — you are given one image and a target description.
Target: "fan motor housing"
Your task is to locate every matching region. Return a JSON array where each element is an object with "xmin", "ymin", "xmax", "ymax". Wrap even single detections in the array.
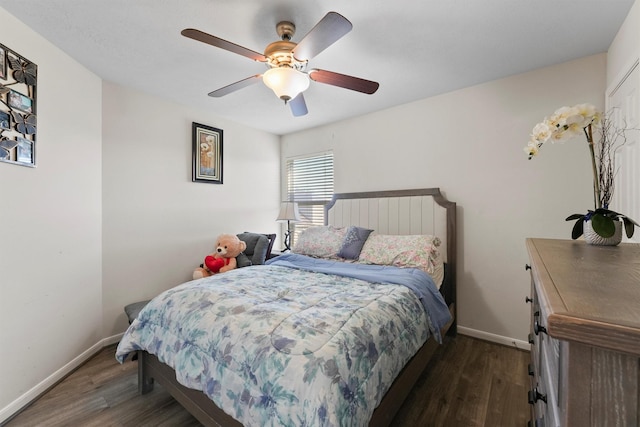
[
  {"xmin": 264, "ymin": 40, "xmax": 306, "ymax": 70},
  {"xmin": 264, "ymin": 40, "xmax": 295, "ymax": 58}
]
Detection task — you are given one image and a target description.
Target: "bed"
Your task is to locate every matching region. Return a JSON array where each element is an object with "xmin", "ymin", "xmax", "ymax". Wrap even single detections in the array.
[{"xmin": 116, "ymin": 188, "xmax": 457, "ymax": 426}]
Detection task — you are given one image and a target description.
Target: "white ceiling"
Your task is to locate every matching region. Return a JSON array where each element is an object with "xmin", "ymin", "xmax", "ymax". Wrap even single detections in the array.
[{"xmin": 0, "ymin": 0, "xmax": 634, "ymax": 135}]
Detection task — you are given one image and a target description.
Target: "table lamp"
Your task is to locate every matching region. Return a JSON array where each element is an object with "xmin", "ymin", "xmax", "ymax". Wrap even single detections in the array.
[{"xmin": 276, "ymin": 201, "xmax": 301, "ymax": 251}]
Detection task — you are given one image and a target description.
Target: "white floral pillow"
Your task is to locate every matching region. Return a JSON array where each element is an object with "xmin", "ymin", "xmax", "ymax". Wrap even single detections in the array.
[
  {"xmin": 292, "ymin": 226, "xmax": 346, "ymax": 258},
  {"xmin": 358, "ymin": 234, "xmax": 443, "ymax": 285}
]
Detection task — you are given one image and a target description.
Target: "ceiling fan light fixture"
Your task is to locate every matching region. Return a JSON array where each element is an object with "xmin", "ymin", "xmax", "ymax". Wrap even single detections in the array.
[
  {"xmin": 183, "ymin": 12, "xmax": 377, "ymax": 116},
  {"xmin": 263, "ymin": 67, "xmax": 310, "ymax": 102}
]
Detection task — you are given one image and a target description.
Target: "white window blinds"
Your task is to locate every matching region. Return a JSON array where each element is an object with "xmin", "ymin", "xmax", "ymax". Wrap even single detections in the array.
[{"xmin": 285, "ymin": 151, "xmax": 334, "ymax": 242}]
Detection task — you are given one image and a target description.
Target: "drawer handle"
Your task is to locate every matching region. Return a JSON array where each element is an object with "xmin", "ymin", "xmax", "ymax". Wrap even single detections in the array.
[
  {"xmin": 528, "ymin": 363, "xmax": 534, "ymax": 376},
  {"xmin": 534, "ymin": 318, "xmax": 547, "ymax": 335},
  {"xmin": 525, "ymin": 296, "xmax": 533, "ymax": 303},
  {"xmin": 528, "ymin": 333, "xmax": 534, "ymax": 344},
  {"xmin": 525, "ymin": 264, "xmax": 531, "ymax": 271},
  {"xmin": 528, "ymin": 388, "xmax": 547, "ymax": 405}
]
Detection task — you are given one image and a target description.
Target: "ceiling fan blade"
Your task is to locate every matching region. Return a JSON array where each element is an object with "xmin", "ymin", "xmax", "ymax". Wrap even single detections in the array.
[
  {"xmin": 292, "ymin": 12, "xmax": 352, "ymax": 61},
  {"xmin": 208, "ymin": 75, "xmax": 262, "ymax": 97},
  {"xmin": 181, "ymin": 28, "xmax": 268, "ymax": 62},
  {"xmin": 289, "ymin": 93, "xmax": 308, "ymax": 117},
  {"xmin": 309, "ymin": 69, "xmax": 379, "ymax": 94}
]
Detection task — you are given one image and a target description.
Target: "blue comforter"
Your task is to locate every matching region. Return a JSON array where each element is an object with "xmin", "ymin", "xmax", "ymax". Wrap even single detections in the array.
[
  {"xmin": 266, "ymin": 253, "xmax": 451, "ymax": 342},
  {"xmin": 116, "ymin": 254, "xmax": 451, "ymax": 426}
]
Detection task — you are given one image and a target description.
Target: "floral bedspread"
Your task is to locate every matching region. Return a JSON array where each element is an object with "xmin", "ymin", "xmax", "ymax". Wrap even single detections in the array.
[{"xmin": 116, "ymin": 254, "xmax": 451, "ymax": 426}]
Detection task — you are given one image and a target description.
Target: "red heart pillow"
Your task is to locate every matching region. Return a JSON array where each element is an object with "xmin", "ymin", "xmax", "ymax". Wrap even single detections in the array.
[{"xmin": 204, "ymin": 255, "xmax": 225, "ymax": 273}]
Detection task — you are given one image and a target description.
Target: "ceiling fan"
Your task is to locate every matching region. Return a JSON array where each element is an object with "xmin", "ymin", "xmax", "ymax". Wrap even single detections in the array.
[{"xmin": 181, "ymin": 11, "xmax": 379, "ymax": 117}]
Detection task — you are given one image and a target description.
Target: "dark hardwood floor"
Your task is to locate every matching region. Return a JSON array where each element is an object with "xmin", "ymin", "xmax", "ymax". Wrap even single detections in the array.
[{"xmin": 4, "ymin": 335, "xmax": 530, "ymax": 426}]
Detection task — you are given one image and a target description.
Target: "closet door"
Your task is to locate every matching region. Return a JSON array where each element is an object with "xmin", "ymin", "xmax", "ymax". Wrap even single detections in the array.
[{"xmin": 607, "ymin": 59, "xmax": 639, "ymax": 243}]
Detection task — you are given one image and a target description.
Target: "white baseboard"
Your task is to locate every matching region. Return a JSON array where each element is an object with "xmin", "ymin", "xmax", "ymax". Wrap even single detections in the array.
[
  {"xmin": 458, "ymin": 326, "xmax": 531, "ymax": 351},
  {"xmin": 0, "ymin": 333, "xmax": 124, "ymax": 424},
  {"xmin": 104, "ymin": 332, "xmax": 124, "ymax": 346}
]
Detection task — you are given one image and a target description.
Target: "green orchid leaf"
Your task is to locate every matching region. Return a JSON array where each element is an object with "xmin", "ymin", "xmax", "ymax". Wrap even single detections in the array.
[
  {"xmin": 565, "ymin": 214, "xmax": 584, "ymax": 221},
  {"xmin": 571, "ymin": 219, "xmax": 584, "ymax": 240},
  {"xmin": 595, "ymin": 208, "xmax": 619, "ymax": 218},
  {"xmin": 591, "ymin": 214, "xmax": 615, "ymax": 238},
  {"xmin": 623, "ymin": 217, "xmax": 635, "ymax": 238}
]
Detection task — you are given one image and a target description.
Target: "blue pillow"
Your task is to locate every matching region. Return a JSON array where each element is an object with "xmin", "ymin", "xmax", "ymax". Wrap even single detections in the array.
[{"xmin": 338, "ymin": 226, "xmax": 373, "ymax": 259}]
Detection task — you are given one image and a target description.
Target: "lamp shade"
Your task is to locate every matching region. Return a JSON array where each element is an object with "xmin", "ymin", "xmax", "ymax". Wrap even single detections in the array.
[
  {"xmin": 276, "ymin": 201, "xmax": 302, "ymax": 222},
  {"xmin": 263, "ymin": 68, "xmax": 310, "ymax": 101}
]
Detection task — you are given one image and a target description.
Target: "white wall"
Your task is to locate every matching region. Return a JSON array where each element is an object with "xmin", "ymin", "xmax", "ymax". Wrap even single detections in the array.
[
  {"xmin": 282, "ymin": 54, "xmax": 607, "ymax": 345},
  {"xmin": 0, "ymin": 7, "xmax": 281, "ymax": 421},
  {"xmin": 101, "ymin": 82, "xmax": 281, "ymax": 337},
  {"xmin": 607, "ymin": 0, "xmax": 639, "ymax": 84},
  {"xmin": 0, "ymin": 6, "xmax": 103, "ymax": 414}
]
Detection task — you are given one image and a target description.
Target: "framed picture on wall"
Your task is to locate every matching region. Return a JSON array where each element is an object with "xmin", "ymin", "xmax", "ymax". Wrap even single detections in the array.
[
  {"xmin": 192, "ymin": 122, "xmax": 223, "ymax": 184},
  {"xmin": 8, "ymin": 89, "xmax": 33, "ymax": 114},
  {"xmin": 0, "ymin": 110, "xmax": 10, "ymax": 130},
  {"xmin": 16, "ymin": 137, "xmax": 33, "ymax": 164},
  {"xmin": 0, "ymin": 45, "xmax": 6, "ymax": 80}
]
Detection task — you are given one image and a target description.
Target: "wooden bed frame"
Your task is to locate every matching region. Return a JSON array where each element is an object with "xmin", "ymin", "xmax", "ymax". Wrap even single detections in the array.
[{"xmin": 137, "ymin": 188, "xmax": 457, "ymax": 426}]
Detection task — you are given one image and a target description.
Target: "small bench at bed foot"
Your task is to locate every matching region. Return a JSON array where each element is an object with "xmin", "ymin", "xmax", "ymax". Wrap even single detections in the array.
[
  {"xmin": 124, "ymin": 300, "xmax": 150, "ymax": 324},
  {"xmin": 124, "ymin": 300, "xmax": 150, "ymax": 362}
]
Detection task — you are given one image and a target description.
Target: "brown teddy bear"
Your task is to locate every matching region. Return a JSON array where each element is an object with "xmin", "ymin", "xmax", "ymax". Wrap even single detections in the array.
[{"xmin": 193, "ymin": 234, "xmax": 247, "ymax": 280}]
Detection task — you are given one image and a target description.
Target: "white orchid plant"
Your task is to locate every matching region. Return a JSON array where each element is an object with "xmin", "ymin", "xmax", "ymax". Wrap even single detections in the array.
[{"xmin": 525, "ymin": 103, "xmax": 637, "ymax": 240}]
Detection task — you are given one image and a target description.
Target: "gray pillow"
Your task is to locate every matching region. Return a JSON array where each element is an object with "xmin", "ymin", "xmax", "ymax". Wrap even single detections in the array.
[
  {"xmin": 236, "ymin": 252, "xmax": 252, "ymax": 268},
  {"xmin": 237, "ymin": 232, "xmax": 270, "ymax": 266},
  {"xmin": 338, "ymin": 226, "xmax": 373, "ymax": 259}
]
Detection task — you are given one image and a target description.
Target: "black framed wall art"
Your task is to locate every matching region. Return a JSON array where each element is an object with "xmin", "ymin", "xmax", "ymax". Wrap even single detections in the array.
[
  {"xmin": 192, "ymin": 122, "xmax": 223, "ymax": 184},
  {"xmin": 0, "ymin": 43, "xmax": 37, "ymax": 167}
]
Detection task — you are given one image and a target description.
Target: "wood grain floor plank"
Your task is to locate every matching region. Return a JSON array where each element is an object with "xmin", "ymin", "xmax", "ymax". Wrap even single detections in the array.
[
  {"xmin": 444, "ymin": 339, "xmax": 495, "ymax": 426},
  {"xmin": 5, "ymin": 335, "xmax": 530, "ymax": 427},
  {"xmin": 397, "ymin": 336, "xmax": 469, "ymax": 426},
  {"xmin": 484, "ymin": 375, "xmax": 528, "ymax": 426}
]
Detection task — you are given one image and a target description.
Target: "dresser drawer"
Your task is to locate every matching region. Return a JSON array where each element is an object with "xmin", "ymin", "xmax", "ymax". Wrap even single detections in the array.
[
  {"xmin": 528, "ymin": 276, "xmax": 543, "ymax": 420},
  {"xmin": 535, "ymin": 284, "xmax": 560, "ymax": 403},
  {"xmin": 528, "ymin": 276, "xmax": 541, "ymax": 376},
  {"xmin": 539, "ymin": 337, "xmax": 560, "ymax": 426},
  {"xmin": 528, "ymin": 265, "xmax": 561, "ymax": 426},
  {"xmin": 529, "ymin": 325, "xmax": 559, "ymax": 425},
  {"xmin": 540, "ymin": 330, "xmax": 560, "ymax": 405}
]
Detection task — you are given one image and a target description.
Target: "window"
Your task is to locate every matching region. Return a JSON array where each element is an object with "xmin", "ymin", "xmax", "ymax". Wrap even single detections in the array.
[{"xmin": 285, "ymin": 151, "xmax": 334, "ymax": 244}]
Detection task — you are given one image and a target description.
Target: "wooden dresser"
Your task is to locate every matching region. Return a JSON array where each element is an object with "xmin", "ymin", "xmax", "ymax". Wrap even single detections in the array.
[{"xmin": 526, "ymin": 238, "xmax": 640, "ymax": 427}]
